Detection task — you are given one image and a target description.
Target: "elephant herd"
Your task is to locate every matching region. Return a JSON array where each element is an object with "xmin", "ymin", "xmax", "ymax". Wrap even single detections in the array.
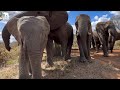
[{"xmin": 1, "ymin": 11, "xmax": 120, "ymax": 79}]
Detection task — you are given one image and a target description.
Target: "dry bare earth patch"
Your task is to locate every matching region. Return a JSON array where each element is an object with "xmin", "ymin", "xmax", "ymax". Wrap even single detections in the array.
[{"xmin": 0, "ymin": 48, "xmax": 120, "ymax": 79}]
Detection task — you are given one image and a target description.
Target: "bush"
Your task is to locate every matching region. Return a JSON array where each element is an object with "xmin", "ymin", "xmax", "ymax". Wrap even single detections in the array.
[{"xmin": 0, "ymin": 42, "xmax": 19, "ymax": 67}]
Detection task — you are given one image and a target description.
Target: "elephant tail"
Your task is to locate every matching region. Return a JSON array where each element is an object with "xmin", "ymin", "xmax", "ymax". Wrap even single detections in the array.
[{"xmin": 2, "ymin": 24, "xmax": 11, "ymax": 51}]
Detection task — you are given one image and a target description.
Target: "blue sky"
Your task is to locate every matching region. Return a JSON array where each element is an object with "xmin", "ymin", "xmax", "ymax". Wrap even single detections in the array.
[
  {"xmin": 0, "ymin": 11, "xmax": 119, "ymax": 42},
  {"xmin": 68, "ymin": 11, "xmax": 113, "ymax": 25}
]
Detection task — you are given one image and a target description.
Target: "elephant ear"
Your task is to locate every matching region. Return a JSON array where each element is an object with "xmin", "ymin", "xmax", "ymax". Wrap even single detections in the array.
[
  {"xmin": 49, "ymin": 11, "xmax": 68, "ymax": 30},
  {"xmin": 75, "ymin": 16, "xmax": 79, "ymax": 30},
  {"xmin": 7, "ymin": 17, "xmax": 21, "ymax": 44},
  {"xmin": 105, "ymin": 21, "xmax": 115, "ymax": 29}
]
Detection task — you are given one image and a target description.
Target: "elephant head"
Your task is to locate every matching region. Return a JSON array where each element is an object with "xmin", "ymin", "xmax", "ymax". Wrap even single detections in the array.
[
  {"xmin": 2, "ymin": 11, "xmax": 68, "ymax": 51},
  {"xmin": 105, "ymin": 21, "xmax": 117, "ymax": 53},
  {"xmin": 75, "ymin": 14, "xmax": 92, "ymax": 37}
]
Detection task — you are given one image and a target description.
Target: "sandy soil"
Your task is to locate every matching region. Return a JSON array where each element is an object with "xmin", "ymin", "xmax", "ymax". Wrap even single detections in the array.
[{"xmin": 0, "ymin": 49, "xmax": 120, "ymax": 79}]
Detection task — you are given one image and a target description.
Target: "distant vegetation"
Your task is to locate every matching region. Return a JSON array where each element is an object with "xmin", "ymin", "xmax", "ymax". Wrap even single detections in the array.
[{"xmin": 0, "ymin": 42, "xmax": 19, "ymax": 67}]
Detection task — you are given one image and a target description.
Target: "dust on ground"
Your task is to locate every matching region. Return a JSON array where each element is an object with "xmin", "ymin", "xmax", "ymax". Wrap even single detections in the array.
[{"xmin": 0, "ymin": 49, "xmax": 120, "ymax": 79}]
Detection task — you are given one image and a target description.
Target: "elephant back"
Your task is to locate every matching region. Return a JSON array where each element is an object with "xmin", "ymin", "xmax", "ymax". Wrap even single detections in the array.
[
  {"xmin": 49, "ymin": 11, "xmax": 68, "ymax": 30},
  {"xmin": 13, "ymin": 11, "xmax": 68, "ymax": 30}
]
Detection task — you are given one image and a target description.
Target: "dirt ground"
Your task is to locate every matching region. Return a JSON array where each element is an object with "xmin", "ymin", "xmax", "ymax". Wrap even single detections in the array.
[{"xmin": 0, "ymin": 48, "xmax": 120, "ymax": 79}]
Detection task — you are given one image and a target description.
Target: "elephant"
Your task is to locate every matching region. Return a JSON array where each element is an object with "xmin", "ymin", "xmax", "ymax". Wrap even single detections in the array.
[
  {"xmin": 90, "ymin": 36, "xmax": 95, "ymax": 49},
  {"xmin": 2, "ymin": 11, "xmax": 68, "ymax": 66},
  {"xmin": 107, "ymin": 21, "xmax": 120, "ymax": 53},
  {"xmin": 75, "ymin": 14, "xmax": 92, "ymax": 62},
  {"xmin": 46, "ymin": 22, "xmax": 73, "ymax": 66},
  {"xmin": 2, "ymin": 16, "xmax": 50, "ymax": 79},
  {"xmin": 2, "ymin": 11, "xmax": 68, "ymax": 79},
  {"xmin": 2, "ymin": 11, "xmax": 68, "ymax": 51},
  {"xmin": 92, "ymin": 30, "xmax": 101, "ymax": 53},
  {"xmin": 96, "ymin": 21, "xmax": 117, "ymax": 56}
]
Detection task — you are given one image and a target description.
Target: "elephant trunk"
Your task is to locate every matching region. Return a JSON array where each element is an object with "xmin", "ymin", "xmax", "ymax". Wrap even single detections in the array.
[{"xmin": 2, "ymin": 25, "xmax": 11, "ymax": 51}]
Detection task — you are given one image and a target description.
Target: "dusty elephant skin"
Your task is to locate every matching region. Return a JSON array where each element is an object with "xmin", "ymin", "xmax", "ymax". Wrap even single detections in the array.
[
  {"xmin": 96, "ymin": 21, "xmax": 117, "ymax": 56},
  {"xmin": 75, "ymin": 14, "xmax": 92, "ymax": 63},
  {"xmin": 46, "ymin": 22, "xmax": 74, "ymax": 66},
  {"xmin": 3, "ymin": 16, "xmax": 50, "ymax": 79},
  {"xmin": 96, "ymin": 22, "xmax": 109, "ymax": 57},
  {"xmin": 105, "ymin": 21, "xmax": 120, "ymax": 53}
]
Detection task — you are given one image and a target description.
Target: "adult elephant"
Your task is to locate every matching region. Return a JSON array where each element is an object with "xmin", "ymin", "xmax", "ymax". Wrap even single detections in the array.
[
  {"xmin": 106, "ymin": 21, "xmax": 120, "ymax": 53},
  {"xmin": 3, "ymin": 16, "xmax": 50, "ymax": 79},
  {"xmin": 47, "ymin": 22, "xmax": 73, "ymax": 66},
  {"xmin": 92, "ymin": 30, "xmax": 101, "ymax": 53},
  {"xmin": 75, "ymin": 14, "xmax": 92, "ymax": 62},
  {"xmin": 2, "ymin": 11, "xmax": 68, "ymax": 78},
  {"xmin": 96, "ymin": 21, "xmax": 117, "ymax": 56}
]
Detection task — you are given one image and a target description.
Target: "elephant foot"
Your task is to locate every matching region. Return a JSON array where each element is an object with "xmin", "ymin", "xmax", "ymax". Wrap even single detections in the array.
[
  {"xmin": 47, "ymin": 58, "xmax": 54, "ymax": 67},
  {"xmin": 65, "ymin": 56, "xmax": 71, "ymax": 61},
  {"xmin": 46, "ymin": 61, "xmax": 54, "ymax": 67},
  {"xmin": 103, "ymin": 53, "xmax": 109, "ymax": 57},
  {"xmin": 86, "ymin": 57, "xmax": 93, "ymax": 63},
  {"xmin": 79, "ymin": 57, "xmax": 88, "ymax": 63}
]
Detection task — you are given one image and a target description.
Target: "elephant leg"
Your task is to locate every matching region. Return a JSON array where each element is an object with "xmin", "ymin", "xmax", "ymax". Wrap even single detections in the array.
[
  {"xmin": 102, "ymin": 36, "xmax": 109, "ymax": 57},
  {"xmin": 66, "ymin": 44, "xmax": 72, "ymax": 60},
  {"xmin": 94, "ymin": 38, "xmax": 99, "ymax": 53},
  {"xmin": 19, "ymin": 45, "xmax": 30, "ymax": 79},
  {"xmin": 102, "ymin": 43, "xmax": 108, "ymax": 57},
  {"xmin": 92, "ymin": 37, "xmax": 95, "ymax": 49},
  {"xmin": 46, "ymin": 38, "xmax": 54, "ymax": 66},
  {"xmin": 61, "ymin": 43, "xmax": 67, "ymax": 60},
  {"xmin": 86, "ymin": 35, "xmax": 92, "ymax": 62},
  {"xmin": 54, "ymin": 43, "xmax": 61, "ymax": 57},
  {"xmin": 77, "ymin": 36, "xmax": 87, "ymax": 63}
]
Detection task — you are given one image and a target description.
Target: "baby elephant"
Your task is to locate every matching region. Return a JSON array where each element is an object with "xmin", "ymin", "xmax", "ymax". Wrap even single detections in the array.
[
  {"xmin": 75, "ymin": 14, "xmax": 92, "ymax": 63},
  {"xmin": 2, "ymin": 16, "xmax": 50, "ymax": 79}
]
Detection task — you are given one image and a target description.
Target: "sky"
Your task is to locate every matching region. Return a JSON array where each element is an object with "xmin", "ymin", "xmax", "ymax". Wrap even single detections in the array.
[{"xmin": 0, "ymin": 11, "xmax": 120, "ymax": 42}]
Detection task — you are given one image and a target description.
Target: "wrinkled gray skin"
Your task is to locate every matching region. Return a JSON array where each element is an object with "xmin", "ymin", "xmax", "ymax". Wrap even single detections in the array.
[
  {"xmin": 96, "ymin": 21, "xmax": 116, "ymax": 56},
  {"xmin": 2, "ymin": 11, "xmax": 68, "ymax": 79},
  {"xmin": 106, "ymin": 21, "xmax": 120, "ymax": 53},
  {"xmin": 96, "ymin": 22, "xmax": 109, "ymax": 57},
  {"xmin": 47, "ymin": 22, "xmax": 73, "ymax": 66},
  {"xmin": 92, "ymin": 30, "xmax": 101, "ymax": 53},
  {"xmin": 75, "ymin": 14, "xmax": 92, "ymax": 63},
  {"xmin": 5, "ymin": 16, "xmax": 50, "ymax": 79}
]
